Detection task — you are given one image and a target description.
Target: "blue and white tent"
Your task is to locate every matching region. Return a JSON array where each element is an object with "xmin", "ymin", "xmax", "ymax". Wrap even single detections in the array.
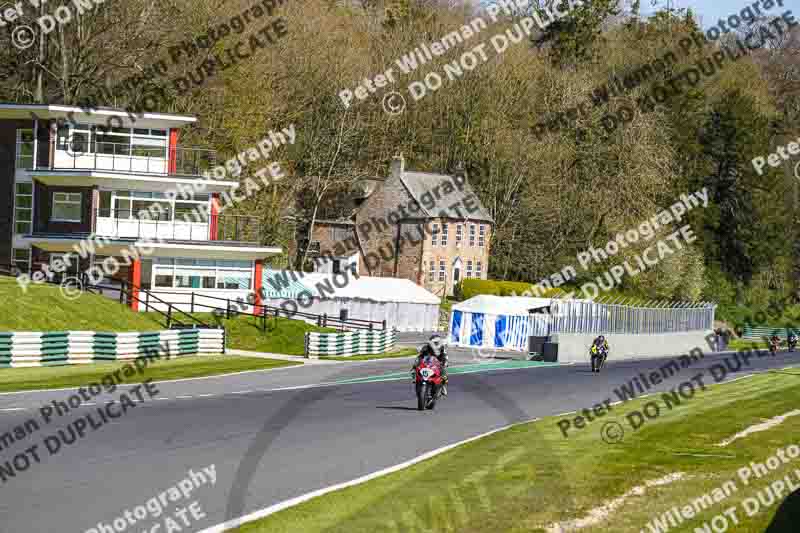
[{"xmin": 449, "ymin": 295, "xmax": 554, "ymax": 351}]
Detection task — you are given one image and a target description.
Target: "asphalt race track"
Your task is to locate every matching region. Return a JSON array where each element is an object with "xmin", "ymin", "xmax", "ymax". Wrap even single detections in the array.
[{"xmin": 0, "ymin": 347, "xmax": 798, "ymax": 532}]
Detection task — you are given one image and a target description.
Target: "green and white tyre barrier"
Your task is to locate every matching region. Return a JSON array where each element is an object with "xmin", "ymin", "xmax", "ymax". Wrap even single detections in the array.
[
  {"xmin": 0, "ymin": 329, "xmax": 225, "ymax": 368},
  {"xmin": 741, "ymin": 326, "xmax": 799, "ymax": 340},
  {"xmin": 305, "ymin": 329, "xmax": 397, "ymax": 357}
]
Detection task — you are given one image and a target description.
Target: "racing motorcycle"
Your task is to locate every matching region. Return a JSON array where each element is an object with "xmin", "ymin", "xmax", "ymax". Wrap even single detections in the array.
[
  {"xmin": 590, "ymin": 344, "xmax": 608, "ymax": 373},
  {"xmin": 788, "ymin": 334, "xmax": 797, "ymax": 353},
  {"xmin": 414, "ymin": 355, "xmax": 444, "ymax": 411}
]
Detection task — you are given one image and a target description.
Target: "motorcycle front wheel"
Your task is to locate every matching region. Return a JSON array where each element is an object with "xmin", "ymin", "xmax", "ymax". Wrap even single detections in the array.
[
  {"xmin": 417, "ymin": 382, "xmax": 429, "ymax": 411},
  {"xmin": 427, "ymin": 384, "xmax": 439, "ymax": 410}
]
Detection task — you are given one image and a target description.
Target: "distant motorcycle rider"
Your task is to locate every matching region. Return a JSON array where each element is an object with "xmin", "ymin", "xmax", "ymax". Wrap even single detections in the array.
[
  {"xmin": 788, "ymin": 332, "xmax": 797, "ymax": 352},
  {"xmin": 590, "ymin": 335, "xmax": 609, "ymax": 373},
  {"xmin": 412, "ymin": 334, "xmax": 449, "ymax": 395},
  {"xmin": 770, "ymin": 335, "xmax": 781, "ymax": 353}
]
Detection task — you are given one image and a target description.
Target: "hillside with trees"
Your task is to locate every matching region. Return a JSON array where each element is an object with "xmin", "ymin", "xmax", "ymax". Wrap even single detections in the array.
[{"xmin": 3, "ymin": 0, "xmax": 799, "ymax": 317}]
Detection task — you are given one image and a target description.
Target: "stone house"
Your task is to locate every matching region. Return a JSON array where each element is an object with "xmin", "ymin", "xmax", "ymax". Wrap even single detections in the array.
[{"xmin": 293, "ymin": 155, "xmax": 494, "ymax": 297}]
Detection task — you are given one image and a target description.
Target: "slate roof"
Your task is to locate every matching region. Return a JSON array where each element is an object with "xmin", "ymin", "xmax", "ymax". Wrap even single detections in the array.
[{"xmin": 399, "ymin": 171, "xmax": 494, "ymax": 223}]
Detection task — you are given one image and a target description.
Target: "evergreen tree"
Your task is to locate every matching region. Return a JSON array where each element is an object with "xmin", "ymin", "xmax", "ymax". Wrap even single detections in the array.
[
  {"xmin": 536, "ymin": 0, "xmax": 622, "ymax": 67},
  {"xmin": 699, "ymin": 90, "xmax": 773, "ymax": 284}
]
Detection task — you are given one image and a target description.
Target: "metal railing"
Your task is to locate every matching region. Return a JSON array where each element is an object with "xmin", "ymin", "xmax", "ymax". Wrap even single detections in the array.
[
  {"xmin": 174, "ymin": 147, "xmax": 217, "ymax": 177},
  {"xmin": 141, "ymin": 290, "xmax": 387, "ymax": 332},
  {"xmin": 28, "ymin": 270, "xmax": 213, "ymax": 331},
  {"xmin": 547, "ymin": 297, "xmax": 716, "ymax": 335},
  {"xmin": 94, "ymin": 208, "xmax": 261, "ymax": 243},
  {"xmin": 16, "ymin": 140, "xmax": 217, "ymax": 177}
]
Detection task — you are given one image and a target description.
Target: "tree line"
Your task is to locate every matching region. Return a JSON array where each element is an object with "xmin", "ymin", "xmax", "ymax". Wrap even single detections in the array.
[{"xmin": 2, "ymin": 0, "xmax": 799, "ymax": 314}]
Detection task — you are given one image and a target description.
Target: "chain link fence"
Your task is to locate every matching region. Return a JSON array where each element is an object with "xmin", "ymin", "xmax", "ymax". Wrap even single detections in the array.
[{"xmin": 548, "ymin": 298, "xmax": 715, "ymax": 335}]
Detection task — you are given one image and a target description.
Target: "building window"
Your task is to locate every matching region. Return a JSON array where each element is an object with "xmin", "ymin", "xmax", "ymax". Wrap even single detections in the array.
[
  {"xmin": 11, "ymin": 248, "xmax": 31, "ymax": 274},
  {"xmin": 14, "ymin": 183, "xmax": 33, "ymax": 234},
  {"xmin": 469, "ymin": 224, "xmax": 476, "ymax": 246},
  {"xmin": 431, "ymin": 223, "xmax": 439, "ymax": 246},
  {"xmin": 428, "ymin": 261, "xmax": 435, "ymax": 282},
  {"xmin": 52, "ymin": 192, "xmax": 82, "ymax": 222},
  {"xmin": 332, "ymin": 226, "xmax": 352, "ymax": 242},
  {"xmin": 476, "ymin": 261, "xmax": 482, "ymax": 278},
  {"xmin": 438, "ymin": 260, "xmax": 446, "ymax": 282},
  {"xmin": 16, "ymin": 129, "xmax": 34, "ymax": 169},
  {"xmin": 479, "ymin": 225, "xmax": 486, "ymax": 247},
  {"xmin": 456, "ymin": 224, "xmax": 463, "ymax": 244},
  {"xmin": 466, "ymin": 260, "xmax": 473, "ymax": 278},
  {"xmin": 441, "ymin": 223, "xmax": 448, "ymax": 246},
  {"xmin": 57, "ymin": 125, "xmax": 167, "ymax": 158},
  {"xmin": 104, "ymin": 190, "xmax": 210, "ymax": 222},
  {"xmin": 152, "ymin": 258, "xmax": 252, "ymax": 290}
]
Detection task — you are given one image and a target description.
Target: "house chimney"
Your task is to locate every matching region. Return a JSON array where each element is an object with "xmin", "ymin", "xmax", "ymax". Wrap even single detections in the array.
[
  {"xmin": 455, "ymin": 161, "xmax": 467, "ymax": 180},
  {"xmin": 391, "ymin": 153, "xmax": 405, "ymax": 179}
]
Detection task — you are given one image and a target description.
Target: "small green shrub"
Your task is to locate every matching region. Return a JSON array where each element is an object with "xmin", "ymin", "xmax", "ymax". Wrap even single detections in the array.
[{"xmin": 459, "ymin": 279, "xmax": 565, "ymax": 300}]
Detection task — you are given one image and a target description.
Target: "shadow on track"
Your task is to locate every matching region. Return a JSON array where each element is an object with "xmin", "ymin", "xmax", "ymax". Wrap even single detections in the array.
[{"xmin": 765, "ymin": 489, "xmax": 800, "ymax": 532}]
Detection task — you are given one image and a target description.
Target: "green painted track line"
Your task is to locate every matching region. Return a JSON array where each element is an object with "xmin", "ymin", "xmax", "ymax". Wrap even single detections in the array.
[{"xmin": 333, "ymin": 360, "xmax": 563, "ymax": 385}]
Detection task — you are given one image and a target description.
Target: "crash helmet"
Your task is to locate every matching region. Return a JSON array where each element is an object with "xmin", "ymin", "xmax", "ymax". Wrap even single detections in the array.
[{"xmin": 428, "ymin": 334, "xmax": 443, "ymax": 350}]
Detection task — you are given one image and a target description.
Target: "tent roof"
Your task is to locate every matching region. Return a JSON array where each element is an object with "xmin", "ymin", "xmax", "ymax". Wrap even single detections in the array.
[
  {"xmin": 262, "ymin": 269, "xmax": 440, "ymax": 304},
  {"xmin": 452, "ymin": 294, "xmax": 556, "ymax": 316},
  {"xmin": 300, "ymin": 273, "xmax": 441, "ymax": 304}
]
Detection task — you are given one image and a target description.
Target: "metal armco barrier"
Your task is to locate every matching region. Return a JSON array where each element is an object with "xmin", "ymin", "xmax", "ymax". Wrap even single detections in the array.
[
  {"xmin": 0, "ymin": 329, "xmax": 225, "ymax": 367},
  {"xmin": 304, "ymin": 329, "xmax": 398, "ymax": 358}
]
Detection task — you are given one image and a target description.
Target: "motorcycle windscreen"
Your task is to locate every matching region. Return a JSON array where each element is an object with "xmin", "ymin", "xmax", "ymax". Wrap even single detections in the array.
[{"xmin": 469, "ymin": 312, "xmax": 484, "ymax": 346}]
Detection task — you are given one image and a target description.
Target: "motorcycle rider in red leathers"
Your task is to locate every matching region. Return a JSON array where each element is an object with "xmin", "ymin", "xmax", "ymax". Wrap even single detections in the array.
[{"xmin": 412, "ymin": 334, "xmax": 449, "ymax": 396}]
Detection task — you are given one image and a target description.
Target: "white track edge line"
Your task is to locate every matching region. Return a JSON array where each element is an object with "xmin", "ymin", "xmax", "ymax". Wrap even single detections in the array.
[
  {"xmin": 198, "ymin": 418, "xmax": 540, "ymax": 533},
  {"xmin": 0, "ymin": 363, "xmax": 305, "ymax": 397}
]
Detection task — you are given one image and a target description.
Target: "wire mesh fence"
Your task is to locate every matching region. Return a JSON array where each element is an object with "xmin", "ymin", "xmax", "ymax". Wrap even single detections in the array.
[{"xmin": 548, "ymin": 298, "xmax": 715, "ymax": 335}]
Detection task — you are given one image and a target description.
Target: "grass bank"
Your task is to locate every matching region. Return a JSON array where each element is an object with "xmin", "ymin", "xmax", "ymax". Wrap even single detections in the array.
[
  {"xmin": 0, "ymin": 277, "xmax": 162, "ymax": 332},
  {"xmin": 0, "ymin": 355, "xmax": 299, "ymax": 393},
  {"xmin": 235, "ymin": 368, "xmax": 800, "ymax": 533},
  {"xmin": 192, "ymin": 313, "xmax": 336, "ymax": 356},
  {"xmin": 320, "ymin": 348, "xmax": 417, "ymax": 361}
]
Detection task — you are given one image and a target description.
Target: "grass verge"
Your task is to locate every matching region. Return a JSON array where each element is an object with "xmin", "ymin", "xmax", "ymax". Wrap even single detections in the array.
[
  {"xmin": 0, "ymin": 355, "xmax": 299, "ymax": 393},
  {"xmin": 0, "ymin": 277, "xmax": 163, "ymax": 331},
  {"xmin": 234, "ymin": 368, "xmax": 800, "ymax": 533},
  {"xmin": 192, "ymin": 313, "xmax": 336, "ymax": 356},
  {"xmin": 320, "ymin": 348, "xmax": 418, "ymax": 361},
  {"xmin": 728, "ymin": 338, "xmax": 770, "ymax": 351}
]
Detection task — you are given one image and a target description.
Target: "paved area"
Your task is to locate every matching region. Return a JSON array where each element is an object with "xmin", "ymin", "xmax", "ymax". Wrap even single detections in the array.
[{"xmin": 0, "ymin": 348, "xmax": 797, "ymax": 532}]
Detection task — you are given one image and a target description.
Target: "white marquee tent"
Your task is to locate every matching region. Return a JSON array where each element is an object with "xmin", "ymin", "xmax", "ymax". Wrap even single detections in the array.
[
  {"xmin": 449, "ymin": 295, "xmax": 555, "ymax": 351},
  {"xmin": 262, "ymin": 269, "xmax": 441, "ymax": 332}
]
